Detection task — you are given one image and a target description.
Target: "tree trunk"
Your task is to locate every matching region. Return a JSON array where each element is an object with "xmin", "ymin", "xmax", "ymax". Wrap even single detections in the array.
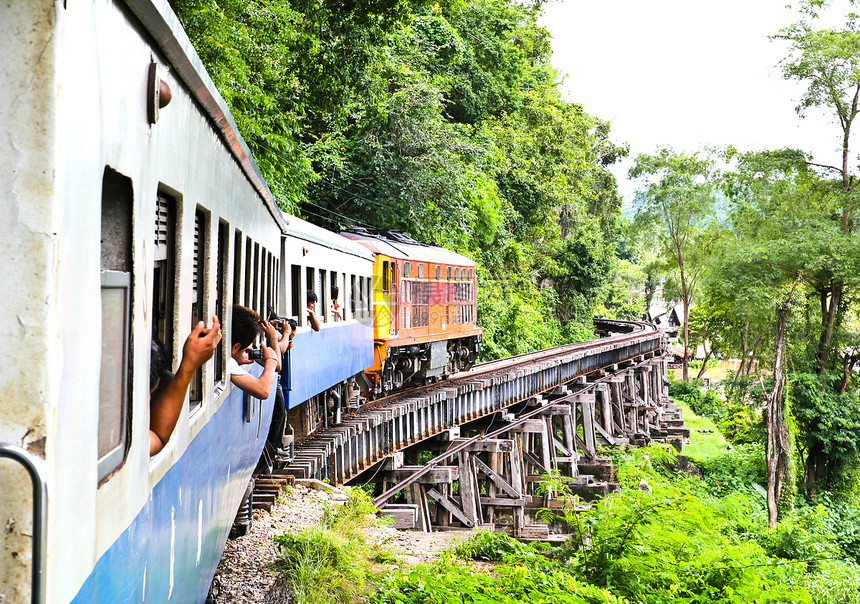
[
  {"xmin": 695, "ymin": 348, "xmax": 713, "ymax": 380},
  {"xmin": 816, "ymin": 282, "xmax": 842, "ymax": 375},
  {"xmin": 765, "ymin": 303, "xmax": 792, "ymax": 529},
  {"xmin": 839, "ymin": 353, "xmax": 859, "ymax": 395}
]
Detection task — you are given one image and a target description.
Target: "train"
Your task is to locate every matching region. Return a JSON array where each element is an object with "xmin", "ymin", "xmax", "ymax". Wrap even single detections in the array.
[{"xmin": 0, "ymin": 0, "xmax": 480, "ymax": 602}]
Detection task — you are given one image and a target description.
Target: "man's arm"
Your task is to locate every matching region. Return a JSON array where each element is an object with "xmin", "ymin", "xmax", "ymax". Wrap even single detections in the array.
[
  {"xmin": 307, "ymin": 306, "xmax": 321, "ymax": 331},
  {"xmin": 261, "ymin": 321, "xmax": 282, "ymax": 372},
  {"xmin": 150, "ymin": 317, "xmax": 221, "ymax": 455},
  {"xmin": 230, "ymin": 343, "xmax": 278, "ymax": 399},
  {"xmin": 277, "ymin": 322, "xmax": 293, "ymax": 354}
]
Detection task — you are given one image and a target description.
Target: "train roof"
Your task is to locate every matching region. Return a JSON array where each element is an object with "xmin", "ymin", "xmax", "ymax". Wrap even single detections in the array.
[
  {"xmin": 283, "ymin": 214, "xmax": 374, "ymax": 260},
  {"xmin": 340, "ymin": 228, "xmax": 477, "ymax": 267},
  {"xmin": 123, "ymin": 0, "xmax": 286, "ymax": 234}
]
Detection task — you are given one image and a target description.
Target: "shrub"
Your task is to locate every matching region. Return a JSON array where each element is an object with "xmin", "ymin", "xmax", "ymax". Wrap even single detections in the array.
[
  {"xmin": 451, "ymin": 529, "xmax": 536, "ymax": 562},
  {"xmin": 695, "ymin": 443, "xmax": 768, "ymax": 499},
  {"xmin": 272, "ymin": 488, "xmax": 380, "ymax": 604},
  {"xmin": 369, "ymin": 560, "xmax": 628, "ymax": 604},
  {"xmin": 802, "ymin": 559, "xmax": 860, "ymax": 604},
  {"xmin": 669, "ymin": 380, "xmax": 728, "ymax": 422},
  {"xmin": 567, "ymin": 478, "xmax": 811, "ymax": 603}
]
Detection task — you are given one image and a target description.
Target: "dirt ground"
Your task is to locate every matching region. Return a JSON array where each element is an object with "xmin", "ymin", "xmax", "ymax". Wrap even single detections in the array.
[{"xmin": 211, "ymin": 483, "xmax": 469, "ymax": 603}]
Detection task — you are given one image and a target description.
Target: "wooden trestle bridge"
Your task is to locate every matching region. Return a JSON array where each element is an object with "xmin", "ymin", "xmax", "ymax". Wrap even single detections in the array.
[{"xmin": 278, "ymin": 319, "xmax": 689, "ymax": 537}]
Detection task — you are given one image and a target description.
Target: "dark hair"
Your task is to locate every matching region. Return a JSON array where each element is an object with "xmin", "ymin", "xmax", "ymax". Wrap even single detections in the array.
[
  {"xmin": 150, "ymin": 340, "xmax": 173, "ymax": 400},
  {"xmin": 232, "ymin": 304, "xmax": 262, "ymax": 349},
  {"xmin": 331, "ymin": 284, "xmax": 339, "ymax": 299},
  {"xmin": 306, "ymin": 289, "xmax": 318, "ymax": 305}
]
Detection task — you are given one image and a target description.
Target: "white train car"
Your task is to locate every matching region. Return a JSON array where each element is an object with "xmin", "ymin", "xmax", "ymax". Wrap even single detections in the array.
[
  {"xmin": 279, "ymin": 217, "xmax": 375, "ymax": 437},
  {"xmin": 1, "ymin": 0, "xmax": 288, "ymax": 601}
]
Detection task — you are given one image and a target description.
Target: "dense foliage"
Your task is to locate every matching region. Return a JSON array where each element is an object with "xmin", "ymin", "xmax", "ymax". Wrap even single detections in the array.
[{"xmin": 170, "ymin": 0, "xmax": 640, "ymax": 359}]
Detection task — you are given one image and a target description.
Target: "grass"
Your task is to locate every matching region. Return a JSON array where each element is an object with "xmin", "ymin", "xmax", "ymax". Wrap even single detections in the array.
[
  {"xmin": 272, "ymin": 488, "xmax": 382, "ymax": 604},
  {"xmin": 674, "ymin": 399, "xmax": 731, "ymax": 460}
]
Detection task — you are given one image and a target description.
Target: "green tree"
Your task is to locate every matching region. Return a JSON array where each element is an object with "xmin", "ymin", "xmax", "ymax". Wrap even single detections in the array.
[
  {"xmin": 773, "ymin": 0, "xmax": 860, "ymax": 374},
  {"xmin": 629, "ymin": 148, "xmax": 716, "ymax": 381}
]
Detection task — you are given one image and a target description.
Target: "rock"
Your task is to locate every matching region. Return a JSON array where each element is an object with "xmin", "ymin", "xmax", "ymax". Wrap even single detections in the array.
[{"xmin": 666, "ymin": 455, "xmax": 703, "ymax": 479}]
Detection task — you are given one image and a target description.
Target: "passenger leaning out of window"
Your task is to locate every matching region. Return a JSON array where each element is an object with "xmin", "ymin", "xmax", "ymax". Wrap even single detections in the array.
[
  {"xmin": 330, "ymin": 284, "xmax": 343, "ymax": 322},
  {"xmin": 150, "ymin": 317, "xmax": 221, "ymax": 456},
  {"xmin": 306, "ymin": 290, "xmax": 321, "ymax": 331},
  {"xmin": 229, "ymin": 305, "xmax": 281, "ymax": 398}
]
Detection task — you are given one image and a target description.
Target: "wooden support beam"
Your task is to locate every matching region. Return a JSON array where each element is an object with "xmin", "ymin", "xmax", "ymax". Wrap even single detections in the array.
[
  {"xmin": 426, "ymin": 488, "xmax": 475, "ymax": 528},
  {"xmin": 473, "ymin": 456, "xmax": 521, "ymax": 499}
]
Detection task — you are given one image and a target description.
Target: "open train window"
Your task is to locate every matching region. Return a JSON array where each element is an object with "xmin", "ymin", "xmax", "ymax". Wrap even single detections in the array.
[
  {"xmin": 244, "ymin": 238, "xmax": 252, "ymax": 307},
  {"xmin": 291, "ymin": 264, "xmax": 301, "ymax": 321},
  {"xmin": 215, "ymin": 220, "xmax": 228, "ymax": 383},
  {"xmin": 233, "ymin": 230, "xmax": 242, "ymax": 305},
  {"xmin": 306, "ymin": 266, "xmax": 315, "ymax": 323},
  {"xmin": 152, "ymin": 192, "xmax": 176, "ymax": 360},
  {"xmin": 319, "ymin": 268, "xmax": 328, "ymax": 322},
  {"xmin": 382, "ymin": 260, "xmax": 390, "ymax": 294},
  {"xmin": 189, "ymin": 208, "xmax": 209, "ymax": 410},
  {"xmin": 252, "ymin": 243, "xmax": 260, "ymax": 314},
  {"xmin": 99, "ymin": 167, "xmax": 133, "ymax": 482},
  {"xmin": 330, "ymin": 271, "xmax": 339, "ymax": 320}
]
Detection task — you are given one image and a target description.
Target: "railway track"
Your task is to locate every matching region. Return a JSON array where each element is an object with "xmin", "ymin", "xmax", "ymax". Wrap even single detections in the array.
[
  {"xmin": 271, "ymin": 319, "xmax": 687, "ymax": 535},
  {"xmin": 280, "ymin": 320, "xmax": 665, "ymax": 479}
]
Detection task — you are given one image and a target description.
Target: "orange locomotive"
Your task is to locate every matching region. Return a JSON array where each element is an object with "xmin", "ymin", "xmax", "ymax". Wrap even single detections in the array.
[{"xmin": 341, "ymin": 229, "xmax": 482, "ymax": 396}]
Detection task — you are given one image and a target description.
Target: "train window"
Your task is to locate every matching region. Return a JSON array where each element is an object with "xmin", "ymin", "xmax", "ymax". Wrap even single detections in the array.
[
  {"xmin": 330, "ymin": 271, "xmax": 339, "ymax": 318},
  {"xmin": 152, "ymin": 191, "xmax": 176, "ymax": 361},
  {"xmin": 418, "ymin": 264, "xmax": 424, "ymax": 278},
  {"xmin": 455, "ymin": 268, "xmax": 460, "ymax": 280},
  {"xmin": 365, "ymin": 277, "xmax": 372, "ymax": 317},
  {"xmin": 291, "ymin": 264, "xmax": 301, "ymax": 320},
  {"xmin": 382, "ymin": 261, "xmax": 390, "ymax": 293},
  {"xmin": 215, "ymin": 220, "xmax": 228, "ymax": 383},
  {"xmin": 350, "ymin": 275, "xmax": 356, "ymax": 317},
  {"xmin": 436, "ymin": 265, "xmax": 441, "ymax": 280},
  {"xmin": 233, "ymin": 230, "xmax": 242, "ymax": 305},
  {"xmin": 342, "ymin": 272, "xmax": 347, "ymax": 319},
  {"xmin": 189, "ymin": 208, "xmax": 209, "ymax": 410},
  {"xmin": 469, "ymin": 268, "xmax": 473, "ymax": 281},
  {"xmin": 244, "ymin": 238, "xmax": 252, "ymax": 307},
  {"xmin": 259, "ymin": 247, "xmax": 267, "ymax": 315},
  {"xmin": 447, "ymin": 266, "xmax": 451, "ymax": 280},
  {"xmin": 305, "ymin": 266, "xmax": 315, "ymax": 323},
  {"xmin": 252, "ymin": 243, "xmax": 260, "ymax": 314},
  {"xmin": 403, "ymin": 262, "xmax": 410, "ymax": 278},
  {"xmin": 319, "ymin": 269, "xmax": 327, "ymax": 322},
  {"xmin": 266, "ymin": 252, "xmax": 272, "ymax": 313},
  {"xmin": 99, "ymin": 167, "xmax": 133, "ymax": 482},
  {"xmin": 273, "ymin": 257, "xmax": 279, "ymax": 315}
]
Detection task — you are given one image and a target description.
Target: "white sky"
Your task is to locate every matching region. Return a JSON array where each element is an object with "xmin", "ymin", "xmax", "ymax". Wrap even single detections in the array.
[{"xmin": 538, "ymin": 0, "xmax": 853, "ymax": 202}]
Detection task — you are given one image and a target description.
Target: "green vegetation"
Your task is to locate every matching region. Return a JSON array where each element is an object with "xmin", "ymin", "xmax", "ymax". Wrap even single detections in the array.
[
  {"xmin": 272, "ymin": 488, "xmax": 384, "ymax": 604},
  {"xmin": 166, "ymin": 0, "xmax": 860, "ymax": 600},
  {"xmin": 169, "ymin": 0, "xmax": 640, "ymax": 360}
]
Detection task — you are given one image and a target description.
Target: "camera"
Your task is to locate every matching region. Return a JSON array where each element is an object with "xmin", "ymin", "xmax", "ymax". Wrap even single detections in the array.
[
  {"xmin": 247, "ymin": 348, "xmax": 263, "ymax": 361},
  {"xmin": 267, "ymin": 305, "xmax": 297, "ymax": 331}
]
